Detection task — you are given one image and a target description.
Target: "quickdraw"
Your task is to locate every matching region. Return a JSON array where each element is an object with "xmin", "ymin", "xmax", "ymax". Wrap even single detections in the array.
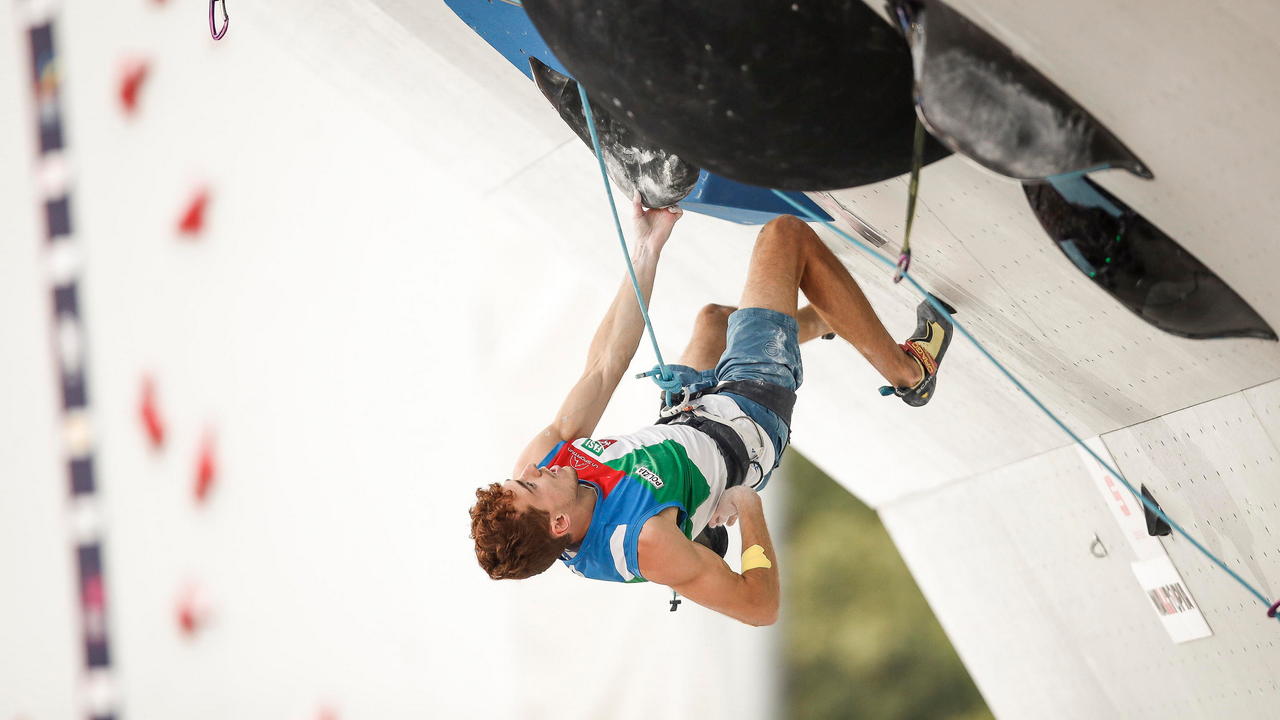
[{"xmin": 895, "ymin": 117, "xmax": 927, "ymax": 284}]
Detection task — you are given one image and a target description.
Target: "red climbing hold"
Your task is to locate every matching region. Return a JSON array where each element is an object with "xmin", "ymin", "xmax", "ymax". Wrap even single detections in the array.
[
  {"xmin": 140, "ymin": 376, "xmax": 165, "ymax": 449},
  {"xmin": 194, "ymin": 431, "xmax": 216, "ymax": 502},
  {"xmin": 176, "ymin": 584, "xmax": 208, "ymax": 637},
  {"xmin": 178, "ymin": 189, "xmax": 210, "ymax": 237},
  {"xmin": 118, "ymin": 59, "xmax": 149, "ymax": 115},
  {"xmin": 177, "ymin": 601, "xmax": 199, "ymax": 635}
]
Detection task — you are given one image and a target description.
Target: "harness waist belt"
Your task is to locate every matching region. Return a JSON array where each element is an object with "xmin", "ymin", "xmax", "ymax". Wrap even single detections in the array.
[
  {"xmin": 665, "ymin": 413, "xmax": 750, "ymax": 489},
  {"xmin": 706, "ymin": 379, "xmax": 797, "ymax": 428}
]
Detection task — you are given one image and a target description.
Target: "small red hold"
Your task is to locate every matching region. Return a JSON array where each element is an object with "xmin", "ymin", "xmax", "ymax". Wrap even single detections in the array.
[
  {"xmin": 140, "ymin": 376, "xmax": 166, "ymax": 449},
  {"xmin": 176, "ymin": 584, "xmax": 209, "ymax": 637},
  {"xmin": 316, "ymin": 706, "xmax": 339, "ymax": 720},
  {"xmin": 178, "ymin": 188, "xmax": 210, "ymax": 237},
  {"xmin": 177, "ymin": 602, "xmax": 198, "ymax": 635},
  {"xmin": 118, "ymin": 59, "xmax": 149, "ymax": 115},
  {"xmin": 194, "ymin": 431, "xmax": 217, "ymax": 502}
]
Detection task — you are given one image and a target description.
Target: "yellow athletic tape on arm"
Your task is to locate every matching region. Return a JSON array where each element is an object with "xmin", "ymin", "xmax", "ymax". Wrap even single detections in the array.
[{"xmin": 741, "ymin": 544, "xmax": 772, "ymax": 572}]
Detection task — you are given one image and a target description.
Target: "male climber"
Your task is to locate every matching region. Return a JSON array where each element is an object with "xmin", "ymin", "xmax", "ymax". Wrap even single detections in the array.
[{"xmin": 469, "ymin": 199, "xmax": 953, "ymax": 626}]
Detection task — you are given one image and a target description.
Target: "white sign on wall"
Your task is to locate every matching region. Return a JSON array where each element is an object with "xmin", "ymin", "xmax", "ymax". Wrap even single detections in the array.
[{"xmin": 1131, "ymin": 556, "xmax": 1213, "ymax": 643}]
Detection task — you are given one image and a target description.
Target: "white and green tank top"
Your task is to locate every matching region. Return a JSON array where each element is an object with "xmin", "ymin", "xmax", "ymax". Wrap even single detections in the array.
[{"xmin": 540, "ymin": 422, "xmax": 728, "ymax": 583}]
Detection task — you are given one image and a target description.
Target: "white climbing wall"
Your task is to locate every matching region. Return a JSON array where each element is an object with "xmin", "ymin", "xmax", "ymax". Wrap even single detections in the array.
[
  {"xmin": 880, "ymin": 386, "xmax": 1280, "ymax": 718},
  {"xmin": 798, "ymin": 154, "xmax": 1280, "ymax": 507},
  {"xmin": 850, "ymin": 0, "xmax": 1280, "ymax": 716}
]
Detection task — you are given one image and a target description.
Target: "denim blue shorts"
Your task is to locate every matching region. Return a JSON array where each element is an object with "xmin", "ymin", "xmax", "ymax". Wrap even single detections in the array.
[{"xmin": 665, "ymin": 307, "xmax": 802, "ymax": 472}]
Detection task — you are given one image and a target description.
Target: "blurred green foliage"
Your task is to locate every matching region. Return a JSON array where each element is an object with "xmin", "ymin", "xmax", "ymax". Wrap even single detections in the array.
[{"xmin": 781, "ymin": 452, "xmax": 992, "ymax": 720}]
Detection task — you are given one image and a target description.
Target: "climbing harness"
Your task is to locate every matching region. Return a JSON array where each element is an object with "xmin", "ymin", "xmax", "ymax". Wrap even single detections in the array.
[
  {"xmin": 895, "ymin": 117, "xmax": 927, "ymax": 283},
  {"xmin": 658, "ymin": 394, "xmax": 775, "ymax": 492},
  {"xmin": 767, "ymin": 189, "xmax": 1280, "ymax": 626},
  {"xmin": 210, "ymin": 0, "xmax": 229, "ymax": 41}
]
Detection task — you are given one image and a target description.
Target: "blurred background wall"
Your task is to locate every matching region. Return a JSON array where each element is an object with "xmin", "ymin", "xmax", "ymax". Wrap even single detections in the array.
[{"xmin": 1, "ymin": 1, "xmax": 785, "ymax": 717}]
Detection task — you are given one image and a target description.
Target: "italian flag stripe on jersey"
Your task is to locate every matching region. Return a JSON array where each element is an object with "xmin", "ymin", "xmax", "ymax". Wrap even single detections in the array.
[{"xmin": 613, "ymin": 441, "xmax": 708, "ymax": 537}]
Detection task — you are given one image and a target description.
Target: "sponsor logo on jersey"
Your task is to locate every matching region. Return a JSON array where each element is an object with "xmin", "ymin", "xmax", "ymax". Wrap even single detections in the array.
[
  {"xmin": 634, "ymin": 465, "xmax": 664, "ymax": 489},
  {"xmin": 582, "ymin": 439, "xmax": 607, "ymax": 456},
  {"xmin": 569, "ymin": 451, "xmax": 597, "ymax": 471},
  {"xmin": 597, "ymin": 439, "xmax": 617, "ymax": 450}
]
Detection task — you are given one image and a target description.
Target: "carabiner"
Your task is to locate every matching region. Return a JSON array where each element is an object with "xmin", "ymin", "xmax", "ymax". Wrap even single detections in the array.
[
  {"xmin": 893, "ymin": 249, "xmax": 911, "ymax": 284},
  {"xmin": 210, "ymin": 0, "xmax": 229, "ymax": 41},
  {"xmin": 657, "ymin": 387, "xmax": 695, "ymax": 419}
]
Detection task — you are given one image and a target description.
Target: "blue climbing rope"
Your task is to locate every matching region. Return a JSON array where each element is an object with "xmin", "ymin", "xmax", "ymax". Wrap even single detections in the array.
[
  {"xmin": 576, "ymin": 85, "xmax": 681, "ymax": 399},
  {"xmin": 768, "ymin": 188, "xmax": 1280, "ymax": 624}
]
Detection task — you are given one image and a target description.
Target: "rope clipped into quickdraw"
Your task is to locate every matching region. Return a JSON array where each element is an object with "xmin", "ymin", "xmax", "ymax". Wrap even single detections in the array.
[
  {"xmin": 767, "ymin": 188, "xmax": 1280, "ymax": 626},
  {"xmin": 895, "ymin": 117, "xmax": 926, "ymax": 283},
  {"xmin": 574, "ymin": 84, "xmax": 681, "ymax": 404},
  {"xmin": 210, "ymin": 0, "xmax": 229, "ymax": 41}
]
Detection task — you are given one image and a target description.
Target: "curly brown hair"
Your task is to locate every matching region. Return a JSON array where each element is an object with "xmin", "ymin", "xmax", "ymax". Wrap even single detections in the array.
[{"xmin": 470, "ymin": 482, "xmax": 573, "ymax": 580}]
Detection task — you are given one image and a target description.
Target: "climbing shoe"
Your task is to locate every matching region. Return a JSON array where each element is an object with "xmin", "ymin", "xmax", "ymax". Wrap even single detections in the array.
[
  {"xmin": 693, "ymin": 524, "xmax": 729, "ymax": 559},
  {"xmin": 880, "ymin": 295, "xmax": 955, "ymax": 407}
]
